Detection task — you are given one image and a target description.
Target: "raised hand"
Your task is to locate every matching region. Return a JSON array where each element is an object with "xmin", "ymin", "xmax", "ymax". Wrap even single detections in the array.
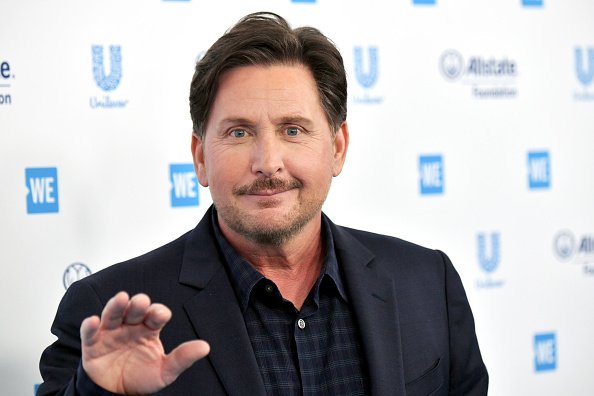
[{"xmin": 80, "ymin": 292, "xmax": 210, "ymax": 394}]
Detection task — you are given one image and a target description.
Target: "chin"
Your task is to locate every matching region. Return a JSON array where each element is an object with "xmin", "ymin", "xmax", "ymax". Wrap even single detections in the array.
[
  {"xmin": 217, "ymin": 196, "xmax": 324, "ymax": 244},
  {"xmin": 242, "ymin": 222, "xmax": 305, "ymax": 247}
]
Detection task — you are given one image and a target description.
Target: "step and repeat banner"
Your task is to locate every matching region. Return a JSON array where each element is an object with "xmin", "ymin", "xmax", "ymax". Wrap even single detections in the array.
[{"xmin": 1, "ymin": 0, "xmax": 593, "ymax": 395}]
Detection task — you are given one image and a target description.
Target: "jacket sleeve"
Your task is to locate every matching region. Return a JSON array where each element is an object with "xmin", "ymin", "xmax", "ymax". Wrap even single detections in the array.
[
  {"xmin": 439, "ymin": 250, "xmax": 489, "ymax": 396},
  {"xmin": 37, "ymin": 280, "xmax": 119, "ymax": 396}
]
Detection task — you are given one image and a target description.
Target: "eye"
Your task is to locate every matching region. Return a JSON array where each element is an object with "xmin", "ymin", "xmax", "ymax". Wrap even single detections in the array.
[
  {"xmin": 286, "ymin": 127, "xmax": 300, "ymax": 136},
  {"xmin": 229, "ymin": 129, "xmax": 247, "ymax": 138}
]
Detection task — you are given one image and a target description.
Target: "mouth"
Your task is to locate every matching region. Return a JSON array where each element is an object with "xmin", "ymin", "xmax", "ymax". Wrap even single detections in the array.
[{"xmin": 249, "ymin": 188, "xmax": 292, "ymax": 196}]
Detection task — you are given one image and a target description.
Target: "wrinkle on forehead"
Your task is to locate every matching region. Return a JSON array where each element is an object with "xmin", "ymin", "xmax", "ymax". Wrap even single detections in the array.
[{"xmin": 206, "ymin": 64, "xmax": 327, "ymax": 135}]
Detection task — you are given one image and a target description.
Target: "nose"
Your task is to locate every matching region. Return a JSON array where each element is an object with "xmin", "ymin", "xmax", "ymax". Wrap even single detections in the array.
[{"xmin": 251, "ymin": 132, "xmax": 284, "ymax": 178}]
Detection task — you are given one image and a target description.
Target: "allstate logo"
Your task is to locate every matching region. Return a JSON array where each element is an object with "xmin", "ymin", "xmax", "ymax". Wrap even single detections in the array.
[
  {"xmin": 1, "ymin": 60, "xmax": 13, "ymax": 106},
  {"xmin": 439, "ymin": 50, "xmax": 464, "ymax": 80},
  {"xmin": 63, "ymin": 262, "xmax": 92, "ymax": 289},
  {"xmin": 92, "ymin": 45, "xmax": 122, "ymax": 91},
  {"xmin": 478, "ymin": 233, "xmax": 500, "ymax": 273},
  {"xmin": 439, "ymin": 49, "xmax": 518, "ymax": 98},
  {"xmin": 553, "ymin": 230, "xmax": 576, "ymax": 261},
  {"xmin": 553, "ymin": 230, "xmax": 594, "ymax": 275}
]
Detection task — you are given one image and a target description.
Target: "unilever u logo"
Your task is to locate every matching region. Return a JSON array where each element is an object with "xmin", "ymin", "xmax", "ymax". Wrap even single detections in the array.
[
  {"xmin": 575, "ymin": 47, "xmax": 594, "ymax": 87},
  {"xmin": 92, "ymin": 45, "xmax": 122, "ymax": 91},
  {"xmin": 477, "ymin": 233, "xmax": 500, "ymax": 273},
  {"xmin": 354, "ymin": 47, "xmax": 379, "ymax": 89}
]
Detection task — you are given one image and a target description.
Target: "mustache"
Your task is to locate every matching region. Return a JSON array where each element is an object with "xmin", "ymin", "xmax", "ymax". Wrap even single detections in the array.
[{"xmin": 233, "ymin": 178, "xmax": 303, "ymax": 195}]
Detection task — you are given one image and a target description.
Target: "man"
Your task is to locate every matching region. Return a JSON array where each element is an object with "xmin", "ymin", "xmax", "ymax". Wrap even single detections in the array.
[{"xmin": 39, "ymin": 12, "xmax": 488, "ymax": 396}]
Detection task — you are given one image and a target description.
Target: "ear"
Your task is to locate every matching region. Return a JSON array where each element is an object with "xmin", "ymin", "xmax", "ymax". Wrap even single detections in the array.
[
  {"xmin": 191, "ymin": 133, "xmax": 209, "ymax": 187},
  {"xmin": 331, "ymin": 121, "xmax": 349, "ymax": 177}
]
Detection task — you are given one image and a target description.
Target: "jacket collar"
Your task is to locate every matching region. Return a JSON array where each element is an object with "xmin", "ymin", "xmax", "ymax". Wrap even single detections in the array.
[
  {"xmin": 179, "ymin": 206, "xmax": 267, "ymax": 396},
  {"xmin": 328, "ymin": 217, "xmax": 406, "ymax": 395}
]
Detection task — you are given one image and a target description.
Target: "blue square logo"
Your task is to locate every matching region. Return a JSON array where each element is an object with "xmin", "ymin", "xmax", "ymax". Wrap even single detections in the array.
[
  {"xmin": 413, "ymin": 0, "xmax": 436, "ymax": 5},
  {"xmin": 522, "ymin": 0, "xmax": 543, "ymax": 7},
  {"xmin": 534, "ymin": 333, "xmax": 556, "ymax": 372},
  {"xmin": 170, "ymin": 164, "xmax": 199, "ymax": 207},
  {"xmin": 292, "ymin": 0, "xmax": 316, "ymax": 3},
  {"xmin": 25, "ymin": 167, "xmax": 59, "ymax": 214},
  {"xmin": 419, "ymin": 155, "xmax": 444, "ymax": 195},
  {"xmin": 528, "ymin": 151, "xmax": 551, "ymax": 189}
]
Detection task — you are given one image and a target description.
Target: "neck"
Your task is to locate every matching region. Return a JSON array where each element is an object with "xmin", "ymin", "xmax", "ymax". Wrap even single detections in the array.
[{"xmin": 219, "ymin": 214, "xmax": 324, "ymax": 310}]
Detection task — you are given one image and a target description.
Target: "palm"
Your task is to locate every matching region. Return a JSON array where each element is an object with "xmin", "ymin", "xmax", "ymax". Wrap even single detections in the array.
[{"xmin": 81, "ymin": 292, "xmax": 210, "ymax": 394}]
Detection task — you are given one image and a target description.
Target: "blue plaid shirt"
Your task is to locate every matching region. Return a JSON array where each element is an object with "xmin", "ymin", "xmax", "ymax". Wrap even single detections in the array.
[{"xmin": 212, "ymin": 211, "xmax": 369, "ymax": 395}]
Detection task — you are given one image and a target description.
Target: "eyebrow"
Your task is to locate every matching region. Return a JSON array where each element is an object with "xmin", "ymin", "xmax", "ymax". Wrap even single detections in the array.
[
  {"xmin": 217, "ymin": 118, "xmax": 254, "ymax": 129},
  {"xmin": 277, "ymin": 116, "xmax": 314, "ymax": 129},
  {"xmin": 216, "ymin": 115, "xmax": 315, "ymax": 131}
]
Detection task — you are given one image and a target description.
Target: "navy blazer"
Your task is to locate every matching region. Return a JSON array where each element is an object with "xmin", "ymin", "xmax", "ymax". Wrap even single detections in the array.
[{"xmin": 39, "ymin": 208, "xmax": 488, "ymax": 395}]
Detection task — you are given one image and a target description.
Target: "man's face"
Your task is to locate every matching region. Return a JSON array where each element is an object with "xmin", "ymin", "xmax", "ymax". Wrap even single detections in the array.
[{"xmin": 192, "ymin": 64, "xmax": 348, "ymax": 246}]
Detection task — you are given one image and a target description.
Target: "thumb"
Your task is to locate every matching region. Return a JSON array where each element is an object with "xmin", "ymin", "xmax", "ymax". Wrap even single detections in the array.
[{"xmin": 161, "ymin": 340, "xmax": 210, "ymax": 385}]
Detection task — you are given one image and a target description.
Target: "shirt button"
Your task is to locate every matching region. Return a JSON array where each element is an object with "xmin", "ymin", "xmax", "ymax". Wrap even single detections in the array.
[
  {"xmin": 264, "ymin": 284, "xmax": 274, "ymax": 293},
  {"xmin": 297, "ymin": 318, "xmax": 306, "ymax": 329}
]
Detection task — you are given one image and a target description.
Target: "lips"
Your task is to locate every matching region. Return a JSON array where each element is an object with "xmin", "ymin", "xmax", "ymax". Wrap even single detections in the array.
[{"xmin": 249, "ymin": 188, "xmax": 291, "ymax": 196}]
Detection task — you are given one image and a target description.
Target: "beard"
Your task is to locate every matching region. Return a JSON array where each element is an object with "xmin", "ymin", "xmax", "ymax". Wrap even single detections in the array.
[{"xmin": 215, "ymin": 177, "xmax": 329, "ymax": 247}]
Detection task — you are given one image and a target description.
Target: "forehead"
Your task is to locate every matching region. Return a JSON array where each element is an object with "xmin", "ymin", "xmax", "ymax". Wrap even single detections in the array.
[{"xmin": 209, "ymin": 64, "xmax": 324, "ymax": 121}]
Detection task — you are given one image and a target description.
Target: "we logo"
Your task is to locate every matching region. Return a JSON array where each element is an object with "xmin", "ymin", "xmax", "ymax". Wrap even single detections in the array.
[
  {"xmin": 26, "ymin": 167, "xmax": 59, "ymax": 214},
  {"xmin": 528, "ymin": 151, "xmax": 550, "ymax": 190},
  {"xmin": 419, "ymin": 155, "xmax": 444, "ymax": 195},
  {"xmin": 534, "ymin": 333, "xmax": 557, "ymax": 372},
  {"xmin": 170, "ymin": 164, "xmax": 199, "ymax": 207}
]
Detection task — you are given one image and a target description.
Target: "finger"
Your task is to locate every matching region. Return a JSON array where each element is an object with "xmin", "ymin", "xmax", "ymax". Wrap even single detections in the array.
[
  {"xmin": 123, "ymin": 293, "xmax": 151, "ymax": 325},
  {"xmin": 80, "ymin": 315, "xmax": 101, "ymax": 346},
  {"xmin": 143, "ymin": 303, "xmax": 172, "ymax": 331},
  {"xmin": 162, "ymin": 340, "xmax": 210, "ymax": 385},
  {"xmin": 100, "ymin": 291, "xmax": 129, "ymax": 330}
]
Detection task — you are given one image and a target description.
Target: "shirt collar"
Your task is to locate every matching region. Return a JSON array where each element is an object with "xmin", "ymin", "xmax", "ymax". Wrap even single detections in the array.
[{"xmin": 211, "ymin": 208, "xmax": 348, "ymax": 313}]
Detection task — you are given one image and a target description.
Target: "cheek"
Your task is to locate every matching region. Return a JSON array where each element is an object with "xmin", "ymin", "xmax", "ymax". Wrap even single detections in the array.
[
  {"xmin": 205, "ymin": 151, "xmax": 248, "ymax": 189},
  {"xmin": 289, "ymin": 156, "xmax": 334, "ymax": 187}
]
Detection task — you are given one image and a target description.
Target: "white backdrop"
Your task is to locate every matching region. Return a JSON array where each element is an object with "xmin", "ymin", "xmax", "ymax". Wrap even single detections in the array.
[{"xmin": 1, "ymin": 0, "xmax": 593, "ymax": 395}]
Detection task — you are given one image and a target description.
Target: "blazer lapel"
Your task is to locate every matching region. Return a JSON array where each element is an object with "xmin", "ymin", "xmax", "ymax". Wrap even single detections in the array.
[
  {"xmin": 330, "ymin": 221, "xmax": 406, "ymax": 396},
  {"xmin": 178, "ymin": 209, "xmax": 266, "ymax": 396}
]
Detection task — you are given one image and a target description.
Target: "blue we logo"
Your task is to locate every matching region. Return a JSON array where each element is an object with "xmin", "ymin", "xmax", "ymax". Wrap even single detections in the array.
[
  {"xmin": 522, "ymin": 0, "xmax": 543, "ymax": 7},
  {"xmin": 534, "ymin": 333, "xmax": 557, "ymax": 372},
  {"xmin": 25, "ymin": 167, "xmax": 59, "ymax": 214},
  {"xmin": 419, "ymin": 155, "xmax": 444, "ymax": 195},
  {"xmin": 170, "ymin": 164, "xmax": 199, "ymax": 207},
  {"xmin": 527, "ymin": 151, "xmax": 550, "ymax": 190}
]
